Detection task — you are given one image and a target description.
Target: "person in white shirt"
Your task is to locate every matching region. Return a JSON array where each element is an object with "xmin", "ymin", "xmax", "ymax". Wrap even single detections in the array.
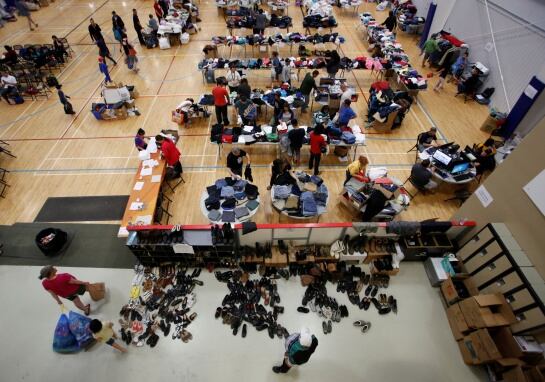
[
  {"xmin": 280, "ymin": 58, "xmax": 292, "ymax": 85},
  {"xmin": 339, "ymin": 83, "xmax": 354, "ymax": 109},
  {"xmin": 226, "ymin": 66, "xmax": 241, "ymax": 93},
  {"xmin": 1, "ymin": 72, "xmax": 17, "ymax": 104}
]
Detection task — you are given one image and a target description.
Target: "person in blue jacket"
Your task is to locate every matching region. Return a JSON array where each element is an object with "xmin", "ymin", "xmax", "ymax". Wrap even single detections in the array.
[
  {"xmin": 98, "ymin": 56, "xmax": 112, "ymax": 83},
  {"xmin": 273, "ymin": 327, "xmax": 318, "ymax": 373}
]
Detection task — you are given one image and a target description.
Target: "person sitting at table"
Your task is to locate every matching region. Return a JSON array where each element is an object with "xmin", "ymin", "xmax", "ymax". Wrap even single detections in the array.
[
  {"xmin": 417, "ymin": 127, "xmax": 438, "ymax": 152},
  {"xmin": 238, "ymin": 78, "xmax": 251, "ymax": 100},
  {"xmin": 134, "ymin": 128, "xmax": 147, "ymax": 151},
  {"xmin": 335, "ymin": 99, "xmax": 357, "ymax": 127},
  {"xmin": 268, "ymin": 158, "xmax": 297, "ymax": 190},
  {"xmin": 345, "ymin": 155, "xmax": 369, "ymax": 184},
  {"xmin": 235, "ymin": 95, "xmax": 257, "ymax": 126},
  {"xmin": 474, "ymin": 138, "xmax": 496, "ymax": 175},
  {"xmin": 277, "ymin": 103, "xmax": 295, "ymax": 126},
  {"xmin": 227, "ymin": 147, "xmax": 251, "ymax": 179},
  {"xmin": 155, "ymin": 134, "xmax": 182, "ymax": 179},
  {"xmin": 410, "ymin": 159, "xmax": 437, "ymax": 190},
  {"xmin": 226, "ymin": 65, "xmax": 241, "ymax": 93},
  {"xmin": 456, "ymin": 67, "xmax": 481, "ymax": 97},
  {"xmin": 270, "ymin": 92, "xmax": 287, "ymax": 125}
]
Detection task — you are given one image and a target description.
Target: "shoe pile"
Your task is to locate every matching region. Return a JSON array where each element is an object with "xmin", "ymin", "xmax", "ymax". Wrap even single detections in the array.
[
  {"xmin": 118, "ymin": 264, "xmax": 203, "ymax": 348},
  {"xmin": 215, "ymin": 271, "xmax": 289, "ymax": 340},
  {"xmin": 211, "ymin": 223, "xmax": 235, "ymax": 245},
  {"xmin": 336, "ymin": 265, "xmax": 398, "ymax": 315},
  {"xmin": 300, "ymin": 281, "xmax": 349, "ymax": 335}
]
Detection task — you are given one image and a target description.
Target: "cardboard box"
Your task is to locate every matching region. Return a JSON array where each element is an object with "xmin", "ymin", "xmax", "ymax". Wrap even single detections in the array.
[
  {"xmin": 459, "ymin": 294, "xmax": 517, "ymax": 329},
  {"xmin": 441, "ymin": 275, "xmax": 479, "ymax": 305},
  {"xmin": 503, "ymin": 365, "xmax": 545, "ymax": 382},
  {"xmin": 458, "ymin": 327, "xmax": 524, "ymax": 365},
  {"xmin": 447, "ymin": 303, "xmax": 470, "ymax": 340}
]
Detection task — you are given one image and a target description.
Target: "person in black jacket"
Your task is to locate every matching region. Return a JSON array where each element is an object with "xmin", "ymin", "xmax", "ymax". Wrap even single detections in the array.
[
  {"xmin": 88, "ymin": 18, "xmax": 104, "ymax": 42},
  {"xmin": 457, "ymin": 67, "xmax": 481, "ymax": 96},
  {"xmin": 112, "ymin": 11, "xmax": 125, "ymax": 31},
  {"xmin": 273, "ymin": 327, "xmax": 318, "ymax": 374},
  {"xmin": 382, "ymin": 10, "xmax": 397, "ymax": 32},
  {"xmin": 132, "ymin": 9, "xmax": 145, "ymax": 45},
  {"xmin": 325, "ymin": 50, "xmax": 340, "ymax": 78}
]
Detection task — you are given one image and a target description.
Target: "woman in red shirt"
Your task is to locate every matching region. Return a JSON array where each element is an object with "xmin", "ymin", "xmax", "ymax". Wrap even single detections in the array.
[
  {"xmin": 308, "ymin": 123, "xmax": 327, "ymax": 175},
  {"xmin": 212, "ymin": 79, "xmax": 230, "ymax": 126},
  {"xmin": 39, "ymin": 265, "xmax": 91, "ymax": 315}
]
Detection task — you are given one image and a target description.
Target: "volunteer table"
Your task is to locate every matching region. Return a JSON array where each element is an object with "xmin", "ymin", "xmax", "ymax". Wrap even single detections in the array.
[
  {"xmin": 118, "ymin": 152, "xmax": 166, "ymax": 237},
  {"xmin": 419, "ymin": 148, "xmax": 477, "ymax": 185}
]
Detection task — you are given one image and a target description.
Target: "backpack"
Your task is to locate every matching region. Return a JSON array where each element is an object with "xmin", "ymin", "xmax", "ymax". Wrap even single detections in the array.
[
  {"xmin": 481, "ymin": 87, "xmax": 495, "ymax": 99},
  {"xmin": 245, "ymin": 183, "xmax": 259, "ymax": 200}
]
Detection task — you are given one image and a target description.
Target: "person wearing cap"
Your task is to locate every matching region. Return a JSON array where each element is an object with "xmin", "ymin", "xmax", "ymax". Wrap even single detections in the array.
[
  {"xmin": 273, "ymin": 327, "xmax": 318, "ymax": 373},
  {"xmin": 98, "ymin": 56, "xmax": 112, "ymax": 83},
  {"xmin": 417, "ymin": 127, "xmax": 438, "ymax": 152},
  {"xmin": 39, "ymin": 266, "xmax": 92, "ymax": 315}
]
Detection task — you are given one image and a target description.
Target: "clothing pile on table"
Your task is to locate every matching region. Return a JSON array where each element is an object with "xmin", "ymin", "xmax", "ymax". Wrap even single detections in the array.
[
  {"xmin": 304, "ymin": 0, "xmax": 333, "ymax": 17},
  {"xmin": 215, "ymin": 271, "xmax": 289, "ymax": 339},
  {"xmin": 344, "ymin": 171, "xmax": 410, "ymax": 221},
  {"xmin": 428, "ymin": 31, "xmax": 465, "ymax": 68},
  {"xmin": 158, "ymin": 12, "xmax": 190, "ymax": 35},
  {"xmin": 366, "ymin": 81, "xmax": 413, "ymax": 126},
  {"xmin": 216, "ymin": 0, "xmax": 260, "ymax": 6},
  {"xmin": 323, "ymin": 119, "xmax": 365, "ymax": 145},
  {"xmin": 268, "ymin": 0, "xmax": 289, "ymax": 9},
  {"xmin": 361, "ymin": 13, "xmax": 427, "ymax": 90},
  {"xmin": 117, "ymin": 264, "xmax": 203, "ymax": 347},
  {"xmin": 272, "ymin": 172, "xmax": 328, "ymax": 218},
  {"xmin": 339, "ymin": 0, "xmax": 362, "ymax": 8},
  {"xmin": 205, "ymin": 178, "xmax": 260, "ymax": 223},
  {"xmin": 211, "ymin": 32, "xmax": 345, "ymax": 46},
  {"xmin": 303, "ymin": 15, "xmax": 337, "ymax": 28},
  {"xmin": 198, "ymin": 56, "xmax": 369, "ymax": 70},
  {"xmin": 227, "ymin": 14, "xmax": 292, "ymax": 29},
  {"xmin": 395, "ymin": 3, "xmax": 425, "ymax": 33}
]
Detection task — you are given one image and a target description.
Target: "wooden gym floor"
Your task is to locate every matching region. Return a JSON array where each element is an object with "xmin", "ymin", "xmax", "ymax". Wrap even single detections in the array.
[{"xmin": 0, "ymin": 0, "xmax": 490, "ymax": 225}]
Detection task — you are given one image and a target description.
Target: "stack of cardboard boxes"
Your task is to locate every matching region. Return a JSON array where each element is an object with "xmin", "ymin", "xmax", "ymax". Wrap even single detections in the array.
[{"xmin": 442, "ymin": 281, "xmax": 544, "ymax": 381}]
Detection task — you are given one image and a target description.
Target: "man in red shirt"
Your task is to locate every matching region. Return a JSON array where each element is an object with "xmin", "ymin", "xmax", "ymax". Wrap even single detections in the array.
[
  {"xmin": 309, "ymin": 123, "xmax": 327, "ymax": 175},
  {"xmin": 39, "ymin": 265, "xmax": 91, "ymax": 315},
  {"xmin": 212, "ymin": 79, "xmax": 230, "ymax": 126},
  {"xmin": 155, "ymin": 135, "xmax": 182, "ymax": 178}
]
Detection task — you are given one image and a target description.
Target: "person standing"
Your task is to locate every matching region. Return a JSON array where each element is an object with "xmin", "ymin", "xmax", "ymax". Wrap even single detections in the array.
[
  {"xmin": 254, "ymin": 9, "xmax": 266, "ymax": 35},
  {"xmin": 51, "ymin": 35, "xmax": 67, "ymax": 64},
  {"xmin": 132, "ymin": 9, "xmax": 145, "ymax": 45},
  {"xmin": 15, "ymin": 0, "xmax": 38, "ymax": 31},
  {"xmin": 345, "ymin": 155, "xmax": 368, "ymax": 184},
  {"xmin": 159, "ymin": 0, "xmax": 169, "ymax": 18},
  {"xmin": 288, "ymin": 122, "xmax": 305, "ymax": 165},
  {"xmin": 226, "ymin": 148, "xmax": 251, "ymax": 178},
  {"xmin": 111, "ymin": 11, "xmax": 126, "ymax": 47},
  {"xmin": 154, "ymin": 0, "xmax": 164, "ymax": 21},
  {"xmin": 237, "ymin": 78, "xmax": 251, "ymax": 99},
  {"xmin": 88, "ymin": 18, "xmax": 104, "ymax": 42},
  {"xmin": 271, "ymin": 51, "xmax": 282, "ymax": 82},
  {"xmin": 381, "ymin": 10, "xmax": 397, "ymax": 33},
  {"xmin": 212, "ymin": 79, "xmax": 230, "ymax": 126},
  {"xmin": 98, "ymin": 57, "xmax": 112, "ymax": 83},
  {"xmin": 325, "ymin": 50, "xmax": 340, "ymax": 78},
  {"xmin": 339, "ymin": 83, "xmax": 354, "ymax": 107},
  {"xmin": 89, "ymin": 319, "xmax": 127, "ymax": 353},
  {"xmin": 280, "ymin": 58, "xmax": 292, "ymax": 85},
  {"xmin": 420, "ymin": 36, "xmax": 438, "ymax": 68},
  {"xmin": 336, "ymin": 99, "xmax": 357, "ymax": 127},
  {"xmin": 96, "ymin": 38, "xmax": 117, "ymax": 65},
  {"xmin": 226, "ymin": 65, "xmax": 241, "ymax": 93},
  {"xmin": 148, "ymin": 14, "xmax": 159, "ymax": 46},
  {"xmin": 56, "ymin": 85, "xmax": 75, "ymax": 115},
  {"xmin": 308, "ymin": 123, "xmax": 326, "ymax": 176},
  {"xmin": 299, "ymin": 70, "xmax": 319, "ymax": 112},
  {"xmin": 39, "ymin": 265, "xmax": 91, "ymax": 315},
  {"xmin": 433, "ymin": 49, "xmax": 456, "ymax": 92},
  {"xmin": 155, "ymin": 135, "xmax": 183, "ymax": 178},
  {"xmin": 273, "ymin": 327, "xmax": 318, "ymax": 374}
]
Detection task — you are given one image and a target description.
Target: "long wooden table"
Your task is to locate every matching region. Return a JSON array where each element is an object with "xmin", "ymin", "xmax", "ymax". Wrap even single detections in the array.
[{"xmin": 118, "ymin": 152, "xmax": 166, "ymax": 237}]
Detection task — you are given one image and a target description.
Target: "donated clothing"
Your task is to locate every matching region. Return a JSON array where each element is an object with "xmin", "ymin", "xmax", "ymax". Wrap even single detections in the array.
[
  {"xmin": 411, "ymin": 163, "xmax": 432, "ymax": 188},
  {"xmin": 92, "ymin": 321, "xmax": 114, "ymax": 342},
  {"xmin": 299, "ymin": 73, "xmax": 316, "ymax": 95},
  {"xmin": 338, "ymin": 107, "xmax": 356, "ymax": 125},
  {"xmin": 309, "ymin": 132, "xmax": 325, "ymax": 154},
  {"xmin": 274, "ymin": 185, "xmax": 291, "ymax": 199},
  {"xmin": 42, "ymin": 273, "xmax": 80, "ymax": 298},
  {"xmin": 288, "ymin": 128, "xmax": 305, "ymax": 149},
  {"xmin": 347, "ymin": 160, "xmax": 366, "ymax": 176},
  {"xmin": 220, "ymin": 186, "xmax": 235, "ymax": 198},
  {"xmin": 212, "ymin": 86, "xmax": 229, "ymax": 106},
  {"xmin": 226, "ymin": 150, "xmax": 247, "ymax": 174},
  {"xmin": 423, "ymin": 39, "xmax": 438, "ymax": 54},
  {"xmin": 160, "ymin": 139, "xmax": 181, "ymax": 166}
]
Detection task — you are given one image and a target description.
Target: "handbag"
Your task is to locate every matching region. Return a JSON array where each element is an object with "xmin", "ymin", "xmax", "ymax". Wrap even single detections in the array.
[
  {"xmin": 171, "ymin": 110, "xmax": 183, "ymax": 124},
  {"xmin": 88, "ymin": 282, "xmax": 105, "ymax": 301}
]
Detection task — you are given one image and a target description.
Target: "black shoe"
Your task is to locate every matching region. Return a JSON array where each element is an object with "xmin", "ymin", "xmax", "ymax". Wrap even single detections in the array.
[
  {"xmin": 242, "ymin": 323, "xmax": 247, "ymax": 338},
  {"xmin": 370, "ymin": 286, "xmax": 379, "ymax": 297},
  {"xmin": 327, "ymin": 320, "xmax": 332, "ymax": 334},
  {"xmin": 297, "ymin": 306, "xmax": 309, "ymax": 313},
  {"xmin": 322, "ymin": 321, "xmax": 328, "ymax": 334},
  {"xmin": 272, "ymin": 366, "xmax": 287, "ymax": 374},
  {"xmin": 268, "ymin": 324, "xmax": 275, "ymax": 339},
  {"xmin": 364, "ymin": 285, "xmax": 373, "ymax": 296},
  {"xmin": 215, "ymin": 307, "xmax": 222, "ymax": 319}
]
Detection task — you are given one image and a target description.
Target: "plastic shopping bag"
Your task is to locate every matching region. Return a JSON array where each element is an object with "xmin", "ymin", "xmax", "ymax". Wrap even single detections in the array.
[
  {"xmin": 68, "ymin": 311, "xmax": 94, "ymax": 348},
  {"xmin": 52, "ymin": 313, "xmax": 80, "ymax": 353}
]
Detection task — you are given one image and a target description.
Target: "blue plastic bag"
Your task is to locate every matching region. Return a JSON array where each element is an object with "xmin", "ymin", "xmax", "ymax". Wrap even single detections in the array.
[
  {"xmin": 53, "ymin": 313, "xmax": 80, "ymax": 353},
  {"xmin": 68, "ymin": 311, "xmax": 94, "ymax": 348}
]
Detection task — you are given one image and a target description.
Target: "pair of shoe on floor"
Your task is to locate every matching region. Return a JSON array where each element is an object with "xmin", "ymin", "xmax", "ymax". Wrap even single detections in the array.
[
  {"xmin": 353, "ymin": 320, "xmax": 371, "ymax": 333},
  {"xmin": 322, "ymin": 320, "xmax": 332, "ymax": 334}
]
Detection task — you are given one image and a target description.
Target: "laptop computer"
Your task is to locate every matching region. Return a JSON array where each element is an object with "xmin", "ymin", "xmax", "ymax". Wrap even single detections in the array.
[{"xmin": 451, "ymin": 162, "xmax": 470, "ymax": 175}]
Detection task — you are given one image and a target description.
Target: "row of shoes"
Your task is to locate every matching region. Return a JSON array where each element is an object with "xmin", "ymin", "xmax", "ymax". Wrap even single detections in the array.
[
  {"xmin": 255, "ymin": 242, "xmax": 273, "ymax": 258},
  {"xmin": 300, "ymin": 281, "xmax": 348, "ymax": 333},
  {"xmin": 373, "ymin": 257, "xmax": 394, "ymax": 271},
  {"xmin": 211, "ymin": 224, "xmax": 234, "ymax": 245},
  {"xmin": 216, "ymin": 275, "xmax": 289, "ymax": 339},
  {"xmin": 137, "ymin": 229, "xmax": 185, "ymax": 245}
]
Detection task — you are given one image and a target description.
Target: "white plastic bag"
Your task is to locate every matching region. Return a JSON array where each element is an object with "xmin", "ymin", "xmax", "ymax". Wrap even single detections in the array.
[
  {"xmin": 159, "ymin": 36, "xmax": 170, "ymax": 50},
  {"xmin": 180, "ymin": 32, "xmax": 190, "ymax": 44}
]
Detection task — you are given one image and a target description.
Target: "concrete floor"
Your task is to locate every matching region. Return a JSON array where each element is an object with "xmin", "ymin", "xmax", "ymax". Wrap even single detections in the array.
[{"xmin": 0, "ymin": 263, "xmax": 486, "ymax": 382}]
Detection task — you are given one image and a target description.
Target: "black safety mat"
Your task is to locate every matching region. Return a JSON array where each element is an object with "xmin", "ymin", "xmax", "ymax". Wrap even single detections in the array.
[{"xmin": 34, "ymin": 195, "xmax": 129, "ymax": 222}]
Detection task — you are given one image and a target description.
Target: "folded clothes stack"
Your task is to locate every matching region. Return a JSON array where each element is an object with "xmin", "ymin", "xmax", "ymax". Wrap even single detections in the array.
[
  {"xmin": 272, "ymin": 172, "xmax": 328, "ymax": 217},
  {"xmin": 211, "ymin": 32, "xmax": 345, "ymax": 46},
  {"xmin": 206, "ymin": 178, "xmax": 259, "ymax": 223}
]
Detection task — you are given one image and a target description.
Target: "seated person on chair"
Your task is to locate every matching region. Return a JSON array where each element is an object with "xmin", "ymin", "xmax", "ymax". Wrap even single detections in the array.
[
  {"xmin": 227, "ymin": 147, "xmax": 251, "ymax": 179},
  {"xmin": 410, "ymin": 159, "xmax": 438, "ymax": 190},
  {"xmin": 235, "ymin": 95, "xmax": 257, "ymax": 126},
  {"xmin": 345, "ymin": 155, "xmax": 369, "ymax": 184},
  {"xmin": 417, "ymin": 127, "xmax": 438, "ymax": 152},
  {"xmin": 474, "ymin": 138, "xmax": 496, "ymax": 175},
  {"xmin": 1, "ymin": 46, "xmax": 19, "ymax": 66},
  {"xmin": 268, "ymin": 158, "xmax": 297, "ymax": 190},
  {"xmin": 457, "ymin": 68, "xmax": 480, "ymax": 96},
  {"xmin": 276, "ymin": 103, "xmax": 295, "ymax": 126},
  {"xmin": 335, "ymin": 99, "xmax": 357, "ymax": 127},
  {"xmin": 134, "ymin": 128, "xmax": 148, "ymax": 151},
  {"xmin": 155, "ymin": 135, "xmax": 182, "ymax": 179}
]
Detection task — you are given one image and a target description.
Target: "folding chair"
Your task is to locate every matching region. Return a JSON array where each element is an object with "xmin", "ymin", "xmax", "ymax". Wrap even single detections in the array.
[
  {"xmin": 402, "ymin": 175, "xmax": 425, "ymax": 199},
  {"xmin": 407, "ymin": 132, "xmax": 425, "ymax": 163},
  {"xmin": 444, "ymin": 190, "xmax": 472, "ymax": 206}
]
